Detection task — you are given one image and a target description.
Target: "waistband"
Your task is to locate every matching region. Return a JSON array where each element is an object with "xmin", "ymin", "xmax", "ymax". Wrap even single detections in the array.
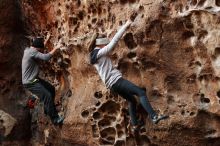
[
  {"xmin": 111, "ymin": 77, "xmax": 123, "ymax": 89},
  {"xmin": 23, "ymin": 78, "xmax": 39, "ymax": 86}
]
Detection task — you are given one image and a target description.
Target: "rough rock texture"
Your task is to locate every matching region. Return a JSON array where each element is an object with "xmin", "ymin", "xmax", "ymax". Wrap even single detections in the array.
[
  {"xmin": 0, "ymin": 110, "xmax": 17, "ymax": 137},
  {"xmin": 2, "ymin": 0, "xmax": 220, "ymax": 145},
  {"xmin": 0, "ymin": 0, "xmax": 31, "ymax": 145}
]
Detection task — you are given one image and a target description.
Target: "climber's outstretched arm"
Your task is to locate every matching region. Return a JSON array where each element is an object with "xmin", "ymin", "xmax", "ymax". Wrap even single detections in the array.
[
  {"xmin": 31, "ymin": 44, "xmax": 61, "ymax": 61},
  {"xmin": 97, "ymin": 20, "xmax": 132, "ymax": 58}
]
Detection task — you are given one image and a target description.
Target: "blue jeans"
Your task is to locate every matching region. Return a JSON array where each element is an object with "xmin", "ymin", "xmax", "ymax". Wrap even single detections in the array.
[{"xmin": 111, "ymin": 78, "xmax": 156, "ymax": 125}]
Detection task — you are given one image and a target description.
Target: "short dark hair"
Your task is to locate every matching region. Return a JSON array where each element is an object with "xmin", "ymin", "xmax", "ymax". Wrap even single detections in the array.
[{"xmin": 32, "ymin": 37, "xmax": 44, "ymax": 49}]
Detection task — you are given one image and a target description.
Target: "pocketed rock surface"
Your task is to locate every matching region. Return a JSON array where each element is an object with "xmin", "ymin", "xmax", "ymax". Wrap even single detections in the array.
[{"xmin": 2, "ymin": 0, "xmax": 220, "ymax": 145}]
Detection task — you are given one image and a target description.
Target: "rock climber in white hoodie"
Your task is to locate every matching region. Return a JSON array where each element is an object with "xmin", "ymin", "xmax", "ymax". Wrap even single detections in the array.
[{"xmin": 89, "ymin": 19, "xmax": 168, "ymax": 132}]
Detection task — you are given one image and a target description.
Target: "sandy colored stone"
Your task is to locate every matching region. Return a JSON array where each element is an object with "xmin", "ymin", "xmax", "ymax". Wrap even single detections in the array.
[
  {"xmin": 0, "ymin": 110, "xmax": 17, "ymax": 136},
  {"xmin": 1, "ymin": 0, "xmax": 220, "ymax": 145},
  {"xmin": 20, "ymin": 0, "xmax": 220, "ymax": 145}
]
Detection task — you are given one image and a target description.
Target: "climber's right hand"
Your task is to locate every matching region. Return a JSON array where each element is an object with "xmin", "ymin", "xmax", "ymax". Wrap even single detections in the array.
[
  {"xmin": 49, "ymin": 44, "xmax": 62, "ymax": 55},
  {"xmin": 55, "ymin": 43, "xmax": 63, "ymax": 50}
]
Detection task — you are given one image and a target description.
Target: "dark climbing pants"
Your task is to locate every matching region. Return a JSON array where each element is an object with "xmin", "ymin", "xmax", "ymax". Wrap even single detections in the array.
[
  {"xmin": 24, "ymin": 78, "xmax": 58, "ymax": 121},
  {"xmin": 111, "ymin": 78, "xmax": 156, "ymax": 126}
]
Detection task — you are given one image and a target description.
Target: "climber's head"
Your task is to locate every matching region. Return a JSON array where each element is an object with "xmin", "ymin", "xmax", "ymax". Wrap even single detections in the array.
[
  {"xmin": 95, "ymin": 34, "xmax": 110, "ymax": 48},
  {"xmin": 88, "ymin": 33, "xmax": 110, "ymax": 52},
  {"xmin": 31, "ymin": 37, "xmax": 44, "ymax": 50}
]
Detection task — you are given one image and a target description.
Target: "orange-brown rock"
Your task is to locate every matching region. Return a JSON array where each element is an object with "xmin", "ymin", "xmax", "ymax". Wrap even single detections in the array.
[{"xmin": 2, "ymin": 0, "xmax": 220, "ymax": 145}]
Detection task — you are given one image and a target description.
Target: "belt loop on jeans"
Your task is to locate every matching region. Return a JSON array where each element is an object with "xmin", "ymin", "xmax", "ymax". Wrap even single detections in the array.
[
  {"xmin": 31, "ymin": 78, "xmax": 39, "ymax": 84},
  {"xmin": 24, "ymin": 78, "xmax": 39, "ymax": 86}
]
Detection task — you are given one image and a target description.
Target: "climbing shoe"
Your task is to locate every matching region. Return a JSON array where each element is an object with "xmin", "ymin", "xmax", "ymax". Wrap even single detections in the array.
[
  {"xmin": 53, "ymin": 115, "xmax": 64, "ymax": 125},
  {"xmin": 152, "ymin": 114, "xmax": 169, "ymax": 124},
  {"xmin": 131, "ymin": 125, "xmax": 139, "ymax": 135},
  {"xmin": 131, "ymin": 120, "xmax": 145, "ymax": 134}
]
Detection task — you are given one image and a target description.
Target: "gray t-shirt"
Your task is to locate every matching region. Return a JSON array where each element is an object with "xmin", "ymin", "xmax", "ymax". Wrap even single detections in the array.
[
  {"xmin": 90, "ymin": 22, "xmax": 130, "ymax": 88},
  {"xmin": 22, "ymin": 47, "xmax": 51, "ymax": 84}
]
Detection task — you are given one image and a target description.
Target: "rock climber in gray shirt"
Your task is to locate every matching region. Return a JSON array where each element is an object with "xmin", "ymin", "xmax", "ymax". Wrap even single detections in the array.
[
  {"xmin": 22, "ymin": 37, "xmax": 64, "ymax": 125},
  {"xmin": 90, "ymin": 20, "xmax": 168, "ymax": 132}
]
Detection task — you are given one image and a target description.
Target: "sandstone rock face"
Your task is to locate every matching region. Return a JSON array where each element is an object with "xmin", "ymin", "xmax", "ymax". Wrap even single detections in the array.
[
  {"xmin": 0, "ymin": 0, "xmax": 31, "ymax": 145},
  {"xmin": 2, "ymin": 0, "xmax": 220, "ymax": 145},
  {"xmin": 0, "ymin": 110, "xmax": 17, "ymax": 137}
]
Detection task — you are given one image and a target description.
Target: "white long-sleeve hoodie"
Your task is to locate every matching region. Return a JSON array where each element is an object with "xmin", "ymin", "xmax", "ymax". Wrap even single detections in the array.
[{"xmin": 90, "ymin": 21, "xmax": 131, "ymax": 88}]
